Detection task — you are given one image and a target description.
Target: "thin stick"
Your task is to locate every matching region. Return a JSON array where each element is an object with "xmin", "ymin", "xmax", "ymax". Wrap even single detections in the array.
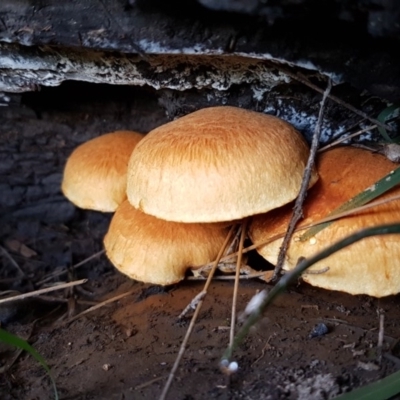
[
  {"xmin": 178, "ymin": 291, "xmax": 206, "ymax": 320},
  {"xmin": 135, "ymin": 375, "xmax": 167, "ymax": 390},
  {"xmin": 187, "ymin": 272, "xmax": 267, "ymax": 281},
  {"xmin": 377, "ymin": 308, "xmax": 385, "ymax": 364},
  {"xmin": 36, "ymin": 295, "xmax": 98, "ymax": 306},
  {"xmin": 159, "ymin": 225, "xmax": 236, "ymax": 400},
  {"xmin": 0, "ymin": 279, "xmax": 87, "ymax": 305},
  {"xmin": 0, "ymin": 245, "xmax": 26, "ymax": 276},
  {"xmin": 230, "ymin": 219, "xmax": 248, "ymax": 347},
  {"xmin": 318, "ymin": 118, "xmax": 366, "ymax": 149},
  {"xmin": 267, "ymin": 61, "xmax": 393, "ymax": 133},
  {"xmin": 302, "ymin": 72, "xmax": 392, "ymax": 131},
  {"xmin": 273, "ymin": 78, "xmax": 332, "ymax": 280},
  {"xmin": 318, "ymin": 125, "xmax": 377, "ymax": 152},
  {"xmin": 38, "ymin": 250, "xmax": 105, "ymax": 284},
  {"xmin": 64, "ymin": 288, "xmax": 136, "ymax": 324},
  {"xmin": 225, "ymin": 225, "xmax": 242, "ymax": 256}
]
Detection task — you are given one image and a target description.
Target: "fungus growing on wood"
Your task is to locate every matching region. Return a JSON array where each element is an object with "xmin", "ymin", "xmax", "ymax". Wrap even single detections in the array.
[
  {"xmin": 103, "ymin": 200, "xmax": 230, "ymax": 285},
  {"xmin": 62, "ymin": 130, "xmax": 144, "ymax": 212},
  {"xmin": 249, "ymin": 146, "xmax": 400, "ymax": 297},
  {"xmin": 126, "ymin": 106, "xmax": 318, "ymax": 223}
]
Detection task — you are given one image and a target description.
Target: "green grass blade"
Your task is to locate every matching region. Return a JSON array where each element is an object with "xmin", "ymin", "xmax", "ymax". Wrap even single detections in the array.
[
  {"xmin": 0, "ymin": 328, "xmax": 59, "ymax": 400},
  {"xmin": 333, "ymin": 368, "xmax": 400, "ymax": 400},
  {"xmin": 377, "ymin": 104, "xmax": 400, "ymax": 143},
  {"xmin": 301, "ymin": 166, "xmax": 400, "ymax": 241}
]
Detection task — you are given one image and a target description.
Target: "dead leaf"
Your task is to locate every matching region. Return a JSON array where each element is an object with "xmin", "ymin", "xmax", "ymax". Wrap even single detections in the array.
[{"xmin": 5, "ymin": 239, "xmax": 37, "ymax": 258}]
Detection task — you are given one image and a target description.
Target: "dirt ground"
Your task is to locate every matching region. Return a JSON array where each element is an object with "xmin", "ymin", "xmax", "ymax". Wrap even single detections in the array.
[{"xmin": 0, "ymin": 83, "xmax": 400, "ymax": 400}]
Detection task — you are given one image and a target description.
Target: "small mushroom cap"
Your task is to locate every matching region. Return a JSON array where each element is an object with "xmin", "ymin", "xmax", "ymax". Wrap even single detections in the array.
[
  {"xmin": 103, "ymin": 200, "xmax": 230, "ymax": 285},
  {"xmin": 62, "ymin": 130, "xmax": 144, "ymax": 212},
  {"xmin": 249, "ymin": 146, "xmax": 400, "ymax": 297},
  {"xmin": 127, "ymin": 106, "xmax": 318, "ymax": 223}
]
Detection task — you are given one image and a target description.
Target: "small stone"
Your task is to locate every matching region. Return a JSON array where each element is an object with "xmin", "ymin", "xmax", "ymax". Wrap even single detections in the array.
[
  {"xmin": 309, "ymin": 323, "xmax": 329, "ymax": 338},
  {"xmin": 102, "ymin": 363, "xmax": 112, "ymax": 371}
]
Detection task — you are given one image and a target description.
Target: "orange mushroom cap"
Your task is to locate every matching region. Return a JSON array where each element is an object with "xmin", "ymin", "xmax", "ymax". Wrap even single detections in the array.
[
  {"xmin": 62, "ymin": 130, "xmax": 144, "ymax": 212},
  {"xmin": 127, "ymin": 106, "xmax": 318, "ymax": 223},
  {"xmin": 249, "ymin": 146, "xmax": 400, "ymax": 297},
  {"xmin": 104, "ymin": 200, "xmax": 230, "ymax": 285}
]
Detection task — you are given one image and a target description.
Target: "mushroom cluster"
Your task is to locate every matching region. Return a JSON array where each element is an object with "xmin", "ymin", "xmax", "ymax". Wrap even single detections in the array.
[
  {"xmin": 62, "ymin": 106, "xmax": 317, "ymax": 285},
  {"xmin": 249, "ymin": 146, "xmax": 400, "ymax": 297},
  {"xmin": 62, "ymin": 116, "xmax": 400, "ymax": 296}
]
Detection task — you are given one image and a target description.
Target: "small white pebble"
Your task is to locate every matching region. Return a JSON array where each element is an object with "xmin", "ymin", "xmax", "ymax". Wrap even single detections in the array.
[
  {"xmin": 228, "ymin": 361, "xmax": 238, "ymax": 373},
  {"xmin": 309, "ymin": 237, "xmax": 317, "ymax": 245},
  {"xmin": 102, "ymin": 363, "xmax": 111, "ymax": 371}
]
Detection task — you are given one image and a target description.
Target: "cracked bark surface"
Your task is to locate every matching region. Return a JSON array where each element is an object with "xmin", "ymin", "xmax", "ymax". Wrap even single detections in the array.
[{"xmin": 0, "ymin": 0, "xmax": 399, "ymax": 100}]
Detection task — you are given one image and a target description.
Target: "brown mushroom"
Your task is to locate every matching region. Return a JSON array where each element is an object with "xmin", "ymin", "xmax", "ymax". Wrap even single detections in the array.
[
  {"xmin": 103, "ymin": 200, "xmax": 231, "ymax": 285},
  {"xmin": 126, "ymin": 106, "xmax": 318, "ymax": 223},
  {"xmin": 62, "ymin": 130, "xmax": 144, "ymax": 212},
  {"xmin": 249, "ymin": 146, "xmax": 400, "ymax": 297}
]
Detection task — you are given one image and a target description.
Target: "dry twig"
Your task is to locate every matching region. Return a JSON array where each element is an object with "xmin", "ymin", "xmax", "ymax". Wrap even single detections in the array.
[
  {"xmin": 267, "ymin": 61, "xmax": 393, "ymax": 133},
  {"xmin": 36, "ymin": 295, "xmax": 98, "ymax": 306},
  {"xmin": 178, "ymin": 291, "xmax": 206, "ymax": 319},
  {"xmin": 225, "ymin": 225, "xmax": 242, "ymax": 256},
  {"xmin": 273, "ymin": 78, "xmax": 332, "ymax": 279},
  {"xmin": 38, "ymin": 249, "xmax": 105, "ymax": 284},
  {"xmin": 318, "ymin": 125, "xmax": 378, "ymax": 152},
  {"xmin": 230, "ymin": 219, "xmax": 248, "ymax": 347},
  {"xmin": 0, "ymin": 244, "xmax": 26, "ymax": 276},
  {"xmin": 377, "ymin": 308, "xmax": 385, "ymax": 364},
  {"xmin": 0, "ymin": 279, "xmax": 87, "ymax": 305},
  {"xmin": 186, "ymin": 271, "xmax": 268, "ymax": 280},
  {"xmin": 159, "ymin": 225, "xmax": 237, "ymax": 400},
  {"xmin": 135, "ymin": 376, "xmax": 167, "ymax": 390},
  {"xmin": 64, "ymin": 288, "xmax": 136, "ymax": 324}
]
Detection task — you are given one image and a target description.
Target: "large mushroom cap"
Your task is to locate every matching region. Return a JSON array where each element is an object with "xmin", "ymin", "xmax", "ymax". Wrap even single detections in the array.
[
  {"xmin": 249, "ymin": 146, "xmax": 400, "ymax": 297},
  {"xmin": 127, "ymin": 106, "xmax": 318, "ymax": 223},
  {"xmin": 62, "ymin": 130, "xmax": 144, "ymax": 212},
  {"xmin": 103, "ymin": 200, "xmax": 230, "ymax": 285}
]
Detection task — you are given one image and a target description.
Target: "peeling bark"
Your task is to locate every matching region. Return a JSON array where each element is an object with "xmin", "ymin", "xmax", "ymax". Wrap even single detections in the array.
[{"xmin": 0, "ymin": 0, "xmax": 399, "ymax": 100}]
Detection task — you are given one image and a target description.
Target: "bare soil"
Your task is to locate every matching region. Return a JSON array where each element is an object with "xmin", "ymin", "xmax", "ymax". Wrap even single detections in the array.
[{"xmin": 0, "ymin": 84, "xmax": 399, "ymax": 400}]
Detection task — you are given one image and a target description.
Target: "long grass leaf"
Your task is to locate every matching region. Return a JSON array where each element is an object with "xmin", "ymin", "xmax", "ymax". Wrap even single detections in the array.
[
  {"xmin": 377, "ymin": 104, "xmax": 400, "ymax": 143},
  {"xmin": 333, "ymin": 368, "xmax": 400, "ymax": 400},
  {"xmin": 0, "ymin": 328, "xmax": 59, "ymax": 400},
  {"xmin": 301, "ymin": 166, "xmax": 400, "ymax": 241}
]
